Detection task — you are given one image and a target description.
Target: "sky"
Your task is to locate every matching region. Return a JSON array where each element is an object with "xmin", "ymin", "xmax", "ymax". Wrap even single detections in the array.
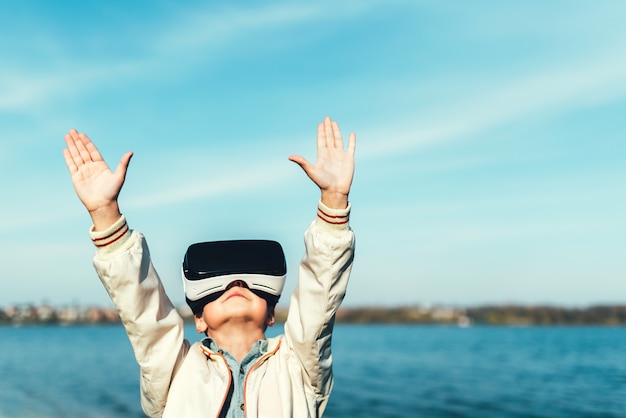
[{"xmin": 1, "ymin": 0, "xmax": 625, "ymax": 309}]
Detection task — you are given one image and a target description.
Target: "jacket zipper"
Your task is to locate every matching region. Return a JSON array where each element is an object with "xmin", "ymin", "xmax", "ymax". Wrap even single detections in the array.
[
  {"xmin": 200, "ymin": 345, "xmax": 232, "ymax": 418},
  {"xmin": 242, "ymin": 340, "xmax": 282, "ymax": 418}
]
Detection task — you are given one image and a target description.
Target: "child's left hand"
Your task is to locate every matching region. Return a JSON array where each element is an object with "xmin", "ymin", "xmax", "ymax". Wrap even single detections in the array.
[{"xmin": 289, "ymin": 117, "xmax": 356, "ymax": 209}]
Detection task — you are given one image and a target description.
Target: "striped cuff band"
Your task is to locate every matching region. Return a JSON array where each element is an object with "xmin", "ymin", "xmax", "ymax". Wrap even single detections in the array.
[
  {"xmin": 89, "ymin": 215, "xmax": 130, "ymax": 249},
  {"xmin": 317, "ymin": 200, "xmax": 350, "ymax": 228}
]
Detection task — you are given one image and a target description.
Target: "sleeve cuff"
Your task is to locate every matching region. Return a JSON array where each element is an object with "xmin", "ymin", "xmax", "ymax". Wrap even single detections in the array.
[
  {"xmin": 89, "ymin": 215, "xmax": 131, "ymax": 255},
  {"xmin": 315, "ymin": 200, "xmax": 351, "ymax": 231}
]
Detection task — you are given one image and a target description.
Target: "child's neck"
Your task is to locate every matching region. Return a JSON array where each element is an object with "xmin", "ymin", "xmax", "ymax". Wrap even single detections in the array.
[{"xmin": 208, "ymin": 324, "xmax": 266, "ymax": 363}]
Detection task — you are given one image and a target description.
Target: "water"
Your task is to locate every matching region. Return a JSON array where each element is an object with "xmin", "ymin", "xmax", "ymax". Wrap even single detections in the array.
[
  {"xmin": 1, "ymin": 324, "xmax": 625, "ymax": 417},
  {"xmin": 327, "ymin": 325, "xmax": 626, "ymax": 417}
]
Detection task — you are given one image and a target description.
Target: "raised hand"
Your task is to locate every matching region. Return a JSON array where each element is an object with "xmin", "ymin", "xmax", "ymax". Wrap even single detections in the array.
[
  {"xmin": 289, "ymin": 117, "xmax": 356, "ymax": 209},
  {"xmin": 63, "ymin": 129, "xmax": 133, "ymax": 230}
]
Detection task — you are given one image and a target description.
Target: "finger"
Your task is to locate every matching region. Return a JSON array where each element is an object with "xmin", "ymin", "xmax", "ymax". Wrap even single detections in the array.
[
  {"xmin": 288, "ymin": 154, "xmax": 313, "ymax": 175},
  {"xmin": 347, "ymin": 132, "xmax": 356, "ymax": 155},
  {"xmin": 288, "ymin": 154, "xmax": 306, "ymax": 166},
  {"xmin": 74, "ymin": 133, "xmax": 94, "ymax": 164},
  {"xmin": 317, "ymin": 122, "xmax": 325, "ymax": 151},
  {"xmin": 114, "ymin": 151, "xmax": 134, "ymax": 179},
  {"xmin": 331, "ymin": 121, "xmax": 343, "ymax": 149},
  {"xmin": 62, "ymin": 148, "xmax": 78, "ymax": 174},
  {"xmin": 64, "ymin": 130, "xmax": 85, "ymax": 166},
  {"xmin": 79, "ymin": 132, "xmax": 104, "ymax": 163},
  {"xmin": 324, "ymin": 117, "xmax": 333, "ymax": 148}
]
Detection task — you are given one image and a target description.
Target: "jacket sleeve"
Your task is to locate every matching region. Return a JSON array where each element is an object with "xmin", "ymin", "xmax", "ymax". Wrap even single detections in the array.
[
  {"xmin": 89, "ymin": 216, "xmax": 189, "ymax": 418},
  {"xmin": 284, "ymin": 201, "xmax": 355, "ymax": 404}
]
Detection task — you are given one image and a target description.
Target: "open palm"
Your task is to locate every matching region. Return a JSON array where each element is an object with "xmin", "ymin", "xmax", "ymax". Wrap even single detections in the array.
[
  {"xmin": 63, "ymin": 129, "xmax": 132, "ymax": 214},
  {"xmin": 289, "ymin": 117, "xmax": 356, "ymax": 208}
]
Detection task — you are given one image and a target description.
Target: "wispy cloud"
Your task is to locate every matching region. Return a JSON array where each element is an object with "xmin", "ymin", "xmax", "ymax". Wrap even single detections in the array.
[
  {"xmin": 0, "ymin": 62, "xmax": 140, "ymax": 111},
  {"xmin": 0, "ymin": 1, "xmax": 382, "ymax": 113},
  {"xmin": 358, "ymin": 48, "xmax": 626, "ymax": 160},
  {"xmin": 152, "ymin": 4, "xmax": 322, "ymax": 54},
  {"xmin": 151, "ymin": 0, "xmax": 385, "ymax": 54},
  {"xmin": 416, "ymin": 215, "xmax": 626, "ymax": 256},
  {"xmin": 124, "ymin": 159, "xmax": 294, "ymax": 210},
  {"xmin": 0, "ymin": 144, "xmax": 300, "ymax": 233}
]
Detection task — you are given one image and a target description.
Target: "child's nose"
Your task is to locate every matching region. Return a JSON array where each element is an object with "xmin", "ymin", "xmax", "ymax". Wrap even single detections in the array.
[{"xmin": 226, "ymin": 280, "xmax": 248, "ymax": 290}]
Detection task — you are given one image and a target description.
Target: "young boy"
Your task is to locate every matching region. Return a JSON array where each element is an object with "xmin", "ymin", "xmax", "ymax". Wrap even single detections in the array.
[{"xmin": 63, "ymin": 117, "xmax": 356, "ymax": 418}]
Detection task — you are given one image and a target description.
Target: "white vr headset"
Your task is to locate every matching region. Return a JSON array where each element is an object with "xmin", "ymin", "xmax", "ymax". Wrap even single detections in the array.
[{"xmin": 182, "ymin": 240, "xmax": 287, "ymax": 313}]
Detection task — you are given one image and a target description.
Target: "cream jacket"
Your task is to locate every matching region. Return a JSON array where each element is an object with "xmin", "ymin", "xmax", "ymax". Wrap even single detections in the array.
[{"xmin": 90, "ymin": 204, "xmax": 355, "ymax": 418}]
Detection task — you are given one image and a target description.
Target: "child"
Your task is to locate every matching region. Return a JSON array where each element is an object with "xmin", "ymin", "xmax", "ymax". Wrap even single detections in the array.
[{"xmin": 63, "ymin": 117, "xmax": 356, "ymax": 418}]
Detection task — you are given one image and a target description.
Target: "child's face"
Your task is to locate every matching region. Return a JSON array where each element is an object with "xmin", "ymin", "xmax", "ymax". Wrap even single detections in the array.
[{"xmin": 194, "ymin": 282, "xmax": 275, "ymax": 335}]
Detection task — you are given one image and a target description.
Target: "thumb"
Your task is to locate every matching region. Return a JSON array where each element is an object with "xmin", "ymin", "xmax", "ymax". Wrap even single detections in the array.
[
  {"xmin": 288, "ymin": 154, "xmax": 309, "ymax": 170},
  {"xmin": 114, "ymin": 151, "xmax": 134, "ymax": 179},
  {"xmin": 289, "ymin": 154, "xmax": 321, "ymax": 188},
  {"xmin": 288, "ymin": 154, "xmax": 315, "ymax": 177}
]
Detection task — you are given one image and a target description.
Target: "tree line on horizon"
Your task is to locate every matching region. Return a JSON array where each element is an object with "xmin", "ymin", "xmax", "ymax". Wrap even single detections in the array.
[
  {"xmin": 281, "ymin": 304, "xmax": 626, "ymax": 325},
  {"xmin": 2, "ymin": 303, "xmax": 626, "ymax": 326}
]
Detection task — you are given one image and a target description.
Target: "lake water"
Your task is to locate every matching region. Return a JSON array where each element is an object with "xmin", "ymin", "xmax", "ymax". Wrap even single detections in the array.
[{"xmin": 1, "ymin": 324, "xmax": 625, "ymax": 417}]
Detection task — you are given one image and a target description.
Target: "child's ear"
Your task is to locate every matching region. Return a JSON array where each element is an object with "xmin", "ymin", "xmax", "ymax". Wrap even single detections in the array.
[
  {"xmin": 194, "ymin": 315, "xmax": 208, "ymax": 334},
  {"xmin": 266, "ymin": 306, "xmax": 276, "ymax": 327}
]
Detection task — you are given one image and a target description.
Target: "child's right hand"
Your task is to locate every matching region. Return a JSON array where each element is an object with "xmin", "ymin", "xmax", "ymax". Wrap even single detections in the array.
[{"xmin": 63, "ymin": 129, "xmax": 133, "ymax": 231}]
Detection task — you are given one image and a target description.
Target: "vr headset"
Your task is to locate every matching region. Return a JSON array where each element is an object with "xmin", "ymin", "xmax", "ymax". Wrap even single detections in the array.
[{"xmin": 182, "ymin": 240, "xmax": 286, "ymax": 315}]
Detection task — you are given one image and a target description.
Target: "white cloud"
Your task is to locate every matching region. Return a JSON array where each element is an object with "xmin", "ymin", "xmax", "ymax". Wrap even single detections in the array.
[
  {"xmin": 0, "ymin": 150, "xmax": 297, "ymax": 233},
  {"xmin": 357, "ymin": 48, "xmax": 626, "ymax": 160},
  {"xmin": 0, "ymin": 61, "xmax": 141, "ymax": 111},
  {"xmin": 0, "ymin": 1, "xmax": 383, "ymax": 113},
  {"xmin": 153, "ymin": 4, "xmax": 322, "ymax": 54},
  {"xmin": 124, "ymin": 160, "xmax": 294, "ymax": 210}
]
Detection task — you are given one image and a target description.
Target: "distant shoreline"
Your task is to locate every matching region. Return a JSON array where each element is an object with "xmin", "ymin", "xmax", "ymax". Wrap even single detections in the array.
[{"xmin": 2, "ymin": 304, "xmax": 626, "ymax": 326}]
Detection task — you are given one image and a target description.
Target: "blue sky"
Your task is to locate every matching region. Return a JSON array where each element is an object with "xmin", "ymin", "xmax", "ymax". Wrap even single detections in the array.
[{"xmin": 1, "ymin": 0, "xmax": 625, "ymax": 308}]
